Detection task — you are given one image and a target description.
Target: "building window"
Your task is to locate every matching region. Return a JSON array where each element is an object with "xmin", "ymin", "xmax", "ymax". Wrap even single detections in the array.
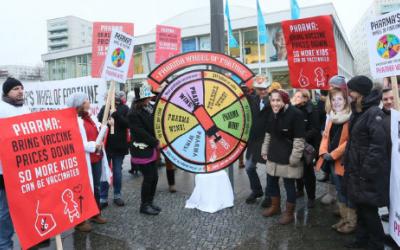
[
  {"xmin": 243, "ymin": 29, "xmax": 265, "ymax": 64},
  {"xmin": 199, "ymin": 36, "xmax": 211, "ymax": 50},
  {"xmin": 182, "ymin": 38, "xmax": 197, "ymax": 52},
  {"xmin": 224, "ymin": 31, "xmax": 240, "ymax": 59},
  {"xmin": 134, "ymin": 46, "xmax": 144, "ymax": 74}
]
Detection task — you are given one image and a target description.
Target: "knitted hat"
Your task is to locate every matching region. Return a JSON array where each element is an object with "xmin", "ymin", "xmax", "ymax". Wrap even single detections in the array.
[
  {"xmin": 347, "ymin": 75, "xmax": 373, "ymax": 97},
  {"xmin": 66, "ymin": 92, "xmax": 89, "ymax": 108},
  {"xmin": 268, "ymin": 82, "xmax": 282, "ymax": 93},
  {"xmin": 3, "ymin": 77, "xmax": 23, "ymax": 95},
  {"xmin": 271, "ymin": 89, "xmax": 290, "ymax": 105}
]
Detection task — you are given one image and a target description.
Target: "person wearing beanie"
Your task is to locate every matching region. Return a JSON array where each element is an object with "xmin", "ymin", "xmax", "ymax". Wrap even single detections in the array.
[
  {"xmin": 260, "ymin": 89, "xmax": 305, "ymax": 224},
  {"xmin": 97, "ymin": 90, "xmax": 130, "ymax": 208},
  {"xmin": 293, "ymin": 89, "xmax": 321, "ymax": 208},
  {"xmin": 67, "ymin": 92, "xmax": 108, "ymax": 232},
  {"xmin": 267, "ymin": 81, "xmax": 282, "ymax": 94},
  {"xmin": 0, "ymin": 77, "xmax": 30, "ymax": 250},
  {"xmin": 244, "ymin": 75, "xmax": 272, "ymax": 207},
  {"xmin": 343, "ymin": 76, "xmax": 390, "ymax": 249}
]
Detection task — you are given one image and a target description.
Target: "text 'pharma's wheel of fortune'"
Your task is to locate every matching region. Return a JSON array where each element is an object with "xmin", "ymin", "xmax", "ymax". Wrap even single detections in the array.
[
  {"xmin": 377, "ymin": 34, "xmax": 400, "ymax": 59},
  {"xmin": 154, "ymin": 70, "xmax": 252, "ymax": 173}
]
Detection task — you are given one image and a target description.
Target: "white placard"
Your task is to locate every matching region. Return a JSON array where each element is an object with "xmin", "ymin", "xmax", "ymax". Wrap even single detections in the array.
[{"xmin": 390, "ymin": 109, "xmax": 400, "ymax": 247}]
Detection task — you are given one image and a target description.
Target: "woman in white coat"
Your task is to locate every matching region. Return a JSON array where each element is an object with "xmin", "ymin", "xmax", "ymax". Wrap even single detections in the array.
[{"xmin": 66, "ymin": 93, "xmax": 109, "ymax": 232}]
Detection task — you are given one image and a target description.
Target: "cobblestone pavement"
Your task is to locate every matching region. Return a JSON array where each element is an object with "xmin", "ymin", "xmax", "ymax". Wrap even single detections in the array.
[{"xmin": 13, "ymin": 158, "xmax": 398, "ymax": 250}]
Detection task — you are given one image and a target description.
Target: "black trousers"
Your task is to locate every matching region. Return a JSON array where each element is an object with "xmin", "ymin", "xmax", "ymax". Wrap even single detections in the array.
[
  {"xmin": 296, "ymin": 162, "xmax": 316, "ymax": 200},
  {"xmin": 139, "ymin": 162, "xmax": 159, "ymax": 205},
  {"xmin": 355, "ymin": 203, "xmax": 385, "ymax": 250}
]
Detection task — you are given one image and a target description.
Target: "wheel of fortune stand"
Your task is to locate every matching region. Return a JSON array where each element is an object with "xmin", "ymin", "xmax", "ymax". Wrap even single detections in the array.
[{"xmin": 150, "ymin": 51, "xmax": 254, "ymax": 174}]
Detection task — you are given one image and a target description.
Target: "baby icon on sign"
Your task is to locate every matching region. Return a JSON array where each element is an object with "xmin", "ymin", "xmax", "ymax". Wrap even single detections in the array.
[
  {"xmin": 298, "ymin": 69, "xmax": 310, "ymax": 88},
  {"xmin": 62, "ymin": 189, "xmax": 80, "ymax": 223},
  {"xmin": 34, "ymin": 201, "xmax": 57, "ymax": 237},
  {"xmin": 314, "ymin": 67, "xmax": 326, "ymax": 88}
]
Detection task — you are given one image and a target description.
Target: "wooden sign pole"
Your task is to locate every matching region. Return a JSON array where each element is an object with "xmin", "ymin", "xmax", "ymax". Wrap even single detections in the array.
[
  {"xmin": 391, "ymin": 76, "xmax": 400, "ymax": 111},
  {"xmin": 55, "ymin": 235, "xmax": 63, "ymax": 250},
  {"xmin": 101, "ymin": 81, "xmax": 116, "ymax": 134}
]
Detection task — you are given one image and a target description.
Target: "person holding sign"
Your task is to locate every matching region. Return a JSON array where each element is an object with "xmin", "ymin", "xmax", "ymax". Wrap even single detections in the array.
[
  {"xmin": 343, "ymin": 76, "xmax": 390, "ymax": 250},
  {"xmin": 66, "ymin": 93, "xmax": 108, "ymax": 231},
  {"xmin": 128, "ymin": 83, "xmax": 161, "ymax": 215},
  {"xmin": 261, "ymin": 89, "xmax": 305, "ymax": 224},
  {"xmin": 0, "ymin": 77, "xmax": 30, "ymax": 250}
]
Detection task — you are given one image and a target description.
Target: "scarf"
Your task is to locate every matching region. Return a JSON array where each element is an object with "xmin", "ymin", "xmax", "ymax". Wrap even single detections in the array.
[
  {"xmin": 329, "ymin": 109, "xmax": 351, "ymax": 125},
  {"xmin": 2, "ymin": 95, "xmax": 24, "ymax": 107}
]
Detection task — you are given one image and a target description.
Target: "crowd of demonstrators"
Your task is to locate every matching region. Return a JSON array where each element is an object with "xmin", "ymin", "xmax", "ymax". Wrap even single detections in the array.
[
  {"xmin": 261, "ymin": 89, "xmax": 305, "ymax": 224},
  {"xmin": 128, "ymin": 84, "xmax": 161, "ymax": 216},
  {"xmin": 97, "ymin": 91, "xmax": 130, "ymax": 208},
  {"xmin": 66, "ymin": 93, "xmax": 108, "ymax": 232}
]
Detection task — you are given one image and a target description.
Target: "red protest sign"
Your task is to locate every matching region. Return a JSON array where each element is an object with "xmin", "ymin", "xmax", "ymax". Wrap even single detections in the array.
[
  {"xmin": 0, "ymin": 108, "xmax": 98, "ymax": 249},
  {"xmin": 282, "ymin": 15, "xmax": 338, "ymax": 90},
  {"xmin": 91, "ymin": 22, "xmax": 134, "ymax": 78},
  {"xmin": 155, "ymin": 25, "xmax": 181, "ymax": 64}
]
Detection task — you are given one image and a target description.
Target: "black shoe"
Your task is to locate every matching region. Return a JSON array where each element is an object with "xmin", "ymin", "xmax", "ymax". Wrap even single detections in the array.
[
  {"xmin": 381, "ymin": 214, "xmax": 389, "ymax": 222},
  {"xmin": 245, "ymin": 192, "xmax": 263, "ymax": 204},
  {"xmin": 344, "ymin": 240, "xmax": 368, "ymax": 249},
  {"xmin": 150, "ymin": 203, "xmax": 162, "ymax": 212},
  {"xmin": 114, "ymin": 198, "xmax": 125, "ymax": 207},
  {"xmin": 140, "ymin": 204, "xmax": 160, "ymax": 215},
  {"xmin": 307, "ymin": 199, "xmax": 316, "ymax": 208},
  {"xmin": 100, "ymin": 202, "xmax": 108, "ymax": 209},
  {"xmin": 261, "ymin": 196, "xmax": 271, "ymax": 208}
]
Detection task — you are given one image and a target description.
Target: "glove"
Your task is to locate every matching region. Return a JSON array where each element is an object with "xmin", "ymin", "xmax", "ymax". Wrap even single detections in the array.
[
  {"xmin": 323, "ymin": 153, "xmax": 334, "ymax": 161},
  {"xmin": 289, "ymin": 154, "xmax": 301, "ymax": 166}
]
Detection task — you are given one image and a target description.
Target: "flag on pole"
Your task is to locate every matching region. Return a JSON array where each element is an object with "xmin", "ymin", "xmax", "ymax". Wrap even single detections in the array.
[
  {"xmin": 290, "ymin": 0, "xmax": 300, "ymax": 19},
  {"xmin": 225, "ymin": 0, "xmax": 239, "ymax": 48},
  {"xmin": 257, "ymin": 0, "xmax": 268, "ymax": 44}
]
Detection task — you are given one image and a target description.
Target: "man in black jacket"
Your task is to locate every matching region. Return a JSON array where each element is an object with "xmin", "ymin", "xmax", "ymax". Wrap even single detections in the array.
[
  {"xmin": 244, "ymin": 76, "xmax": 272, "ymax": 206},
  {"xmin": 98, "ymin": 91, "xmax": 130, "ymax": 208},
  {"xmin": 343, "ymin": 76, "xmax": 390, "ymax": 250}
]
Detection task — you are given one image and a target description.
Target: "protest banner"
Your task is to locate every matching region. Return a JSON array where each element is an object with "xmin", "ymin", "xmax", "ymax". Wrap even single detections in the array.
[
  {"xmin": 101, "ymin": 29, "xmax": 134, "ymax": 83},
  {"xmin": 91, "ymin": 22, "xmax": 134, "ymax": 78},
  {"xmin": 22, "ymin": 76, "xmax": 107, "ymax": 116},
  {"xmin": 390, "ymin": 109, "xmax": 400, "ymax": 247},
  {"xmin": 155, "ymin": 25, "xmax": 181, "ymax": 64},
  {"xmin": 282, "ymin": 15, "xmax": 338, "ymax": 90},
  {"xmin": 0, "ymin": 108, "xmax": 99, "ymax": 249}
]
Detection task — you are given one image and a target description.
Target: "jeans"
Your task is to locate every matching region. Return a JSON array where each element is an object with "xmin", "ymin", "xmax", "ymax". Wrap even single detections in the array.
[
  {"xmin": 139, "ymin": 162, "xmax": 159, "ymax": 204},
  {"xmin": 245, "ymin": 155, "xmax": 264, "ymax": 195},
  {"xmin": 0, "ymin": 189, "xmax": 13, "ymax": 250},
  {"xmin": 100, "ymin": 155, "xmax": 124, "ymax": 202},
  {"xmin": 297, "ymin": 162, "xmax": 316, "ymax": 200},
  {"xmin": 91, "ymin": 161, "xmax": 102, "ymax": 210},
  {"xmin": 355, "ymin": 203, "xmax": 385, "ymax": 250},
  {"xmin": 329, "ymin": 163, "xmax": 353, "ymax": 208},
  {"xmin": 267, "ymin": 174, "xmax": 296, "ymax": 203}
]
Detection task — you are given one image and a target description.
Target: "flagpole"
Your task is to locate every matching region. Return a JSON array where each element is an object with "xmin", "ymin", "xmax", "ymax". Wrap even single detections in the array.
[
  {"xmin": 257, "ymin": 12, "xmax": 262, "ymax": 75},
  {"xmin": 227, "ymin": 28, "xmax": 231, "ymax": 56}
]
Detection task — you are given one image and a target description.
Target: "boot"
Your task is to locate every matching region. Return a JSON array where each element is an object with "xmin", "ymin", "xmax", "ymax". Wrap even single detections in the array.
[
  {"xmin": 279, "ymin": 202, "xmax": 296, "ymax": 225},
  {"xmin": 140, "ymin": 203, "xmax": 160, "ymax": 215},
  {"xmin": 337, "ymin": 207, "xmax": 357, "ymax": 234},
  {"xmin": 262, "ymin": 197, "xmax": 281, "ymax": 217},
  {"xmin": 321, "ymin": 184, "xmax": 336, "ymax": 205},
  {"xmin": 169, "ymin": 185, "xmax": 177, "ymax": 193},
  {"xmin": 261, "ymin": 196, "xmax": 271, "ymax": 208},
  {"xmin": 91, "ymin": 214, "xmax": 107, "ymax": 224},
  {"xmin": 331, "ymin": 202, "xmax": 346, "ymax": 230},
  {"xmin": 75, "ymin": 220, "xmax": 92, "ymax": 232}
]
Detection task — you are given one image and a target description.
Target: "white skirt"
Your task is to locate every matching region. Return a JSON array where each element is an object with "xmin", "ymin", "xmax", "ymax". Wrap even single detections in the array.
[{"xmin": 185, "ymin": 170, "xmax": 234, "ymax": 213}]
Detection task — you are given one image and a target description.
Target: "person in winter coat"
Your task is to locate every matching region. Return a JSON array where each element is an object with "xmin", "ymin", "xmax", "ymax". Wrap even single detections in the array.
[
  {"xmin": 244, "ymin": 75, "xmax": 271, "ymax": 206},
  {"xmin": 98, "ymin": 91, "xmax": 130, "ymax": 208},
  {"xmin": 343, "ymin": 76, "xmax": 390, "ymax": 250},
  {"xmin": 315, "ymin": 77, "xmax": 354, "ymax": 234},
  {"xmin": 0, "ymin": 78, "xmax": 30, "ymax": 250},
  {"xmin": 261, "ymin": 89, "xmax": 305, "ymax": 225},
  {"xmin": 67, "ymin": 92, "xmax": 108, "ymax": 232},
  {"xmin": 294, "ymin": 89, "xmax": 321, "ymax": 208},
  {"xmin": 128, "ymin": 83, "xmax": 161, "ymax": 215}
]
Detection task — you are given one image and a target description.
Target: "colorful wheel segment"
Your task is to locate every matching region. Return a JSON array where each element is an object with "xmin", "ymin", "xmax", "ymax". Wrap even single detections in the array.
[
  {"xmin": 377, "ymin": 34, "xmax": 400, "ymax": 59},
  {"xmin": 154, "ymin": 70, "xmax": 252, "ymax": 173}
]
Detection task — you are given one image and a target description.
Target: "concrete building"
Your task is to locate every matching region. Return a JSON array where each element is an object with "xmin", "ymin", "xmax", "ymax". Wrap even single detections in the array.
[
  {"xmin": 42, "ymin": 3, "xmax": 355, "ymax": 91},
  {"xmin": 350, "ymin": 0, "xmax": 400, "ymax": 78},
  {"xmin": 0, "ymin": 65, "xmax": 44, "ymax": 81}
]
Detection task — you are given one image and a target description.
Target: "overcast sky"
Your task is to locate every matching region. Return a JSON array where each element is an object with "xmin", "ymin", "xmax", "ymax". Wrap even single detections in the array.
[{"xmin": 0, "ymin": 0, "xmax": 373, "ymax": 66}]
